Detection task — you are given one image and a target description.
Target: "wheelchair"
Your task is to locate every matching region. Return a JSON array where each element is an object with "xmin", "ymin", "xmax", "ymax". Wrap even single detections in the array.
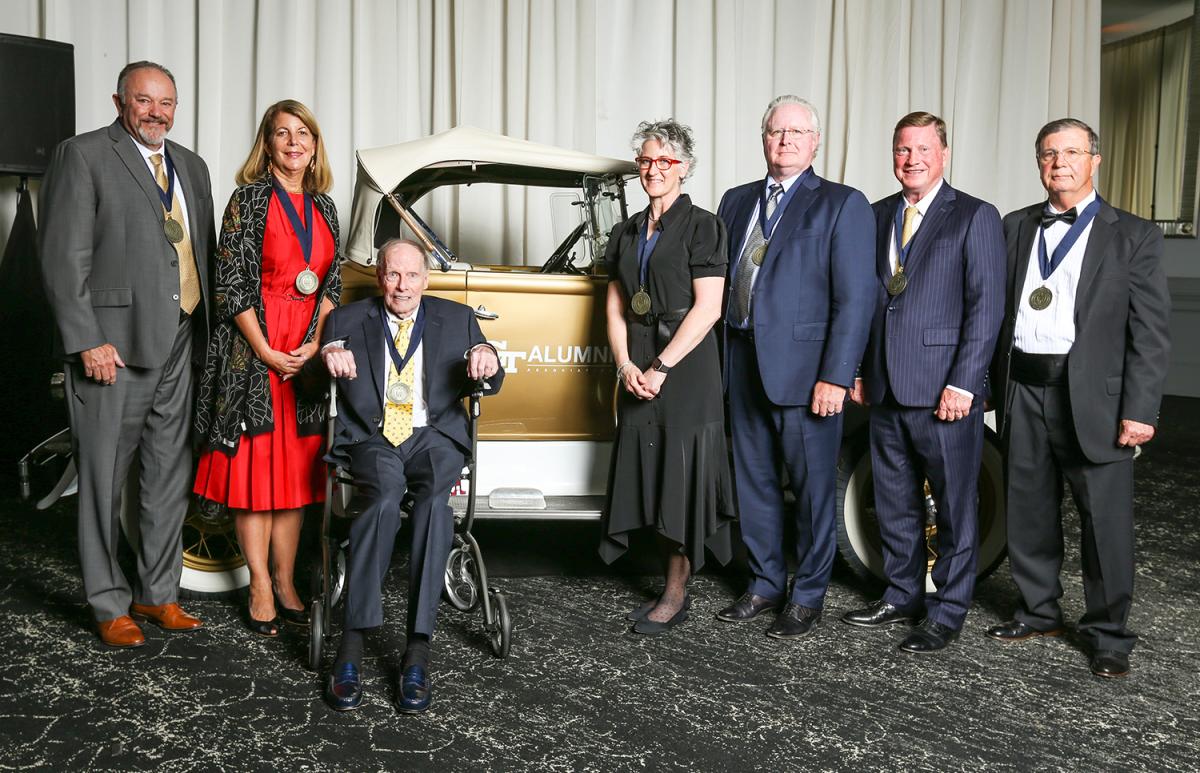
[{"xmin": 307, "ymin": 380, "xmax": 512, "ymax": 671}]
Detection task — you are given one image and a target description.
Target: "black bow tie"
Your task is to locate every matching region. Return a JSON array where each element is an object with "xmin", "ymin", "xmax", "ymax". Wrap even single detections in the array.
[{"xmin": 1041, "ymin": 208, "xmax": 1077, "ymax": 228}]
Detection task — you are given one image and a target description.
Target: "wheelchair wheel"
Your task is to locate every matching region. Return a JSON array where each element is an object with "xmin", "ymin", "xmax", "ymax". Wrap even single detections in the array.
[
  {"xmin": 308, "ymin": 599, "xmax": 324, "ymax": 671},
  {"xmin": 443, "ymin": 544, "xmax": 481, "ymax": 613},
  {"xmin": 487, "ymin": 590, "xmax": 511, "ymax": 659}
]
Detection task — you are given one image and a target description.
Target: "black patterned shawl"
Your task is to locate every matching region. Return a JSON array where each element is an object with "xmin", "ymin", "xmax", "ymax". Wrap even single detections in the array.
[{"xmin": 193, "ymin": 177, "xmax": 343, "ymax": 456}]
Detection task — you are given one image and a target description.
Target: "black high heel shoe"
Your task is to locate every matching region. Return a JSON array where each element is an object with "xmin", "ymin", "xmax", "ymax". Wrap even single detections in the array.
[
  {"xmin": 274, "ymin": 590, "xmax": 309, "ymax": 627},
  {"xmin": 246, "ymin": 612, "xmax": 279, "ymax": 637}
]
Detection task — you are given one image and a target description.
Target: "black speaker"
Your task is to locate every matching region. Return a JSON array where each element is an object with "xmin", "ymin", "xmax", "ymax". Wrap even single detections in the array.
[{"xmin": 0, "ymin": 33, "xmax": 74, "ymax": 176}]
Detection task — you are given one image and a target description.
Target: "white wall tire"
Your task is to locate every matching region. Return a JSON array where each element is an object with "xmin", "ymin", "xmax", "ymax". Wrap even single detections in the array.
[{"xmin": 836, "ymin": 428, "xmax": 1007, "ymax": 591}]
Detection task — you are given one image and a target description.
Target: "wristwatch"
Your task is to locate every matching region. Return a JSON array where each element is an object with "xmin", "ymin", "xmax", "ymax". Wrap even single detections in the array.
[{"xmin": 651, "ymin": 357, "xmax": 672, "ymax": 374}]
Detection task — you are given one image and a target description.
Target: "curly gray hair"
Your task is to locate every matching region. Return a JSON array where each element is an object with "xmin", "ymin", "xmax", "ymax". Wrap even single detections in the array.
[{"xmin": 630, "ymin": 119, "xmax": 696, "ymax": 181}]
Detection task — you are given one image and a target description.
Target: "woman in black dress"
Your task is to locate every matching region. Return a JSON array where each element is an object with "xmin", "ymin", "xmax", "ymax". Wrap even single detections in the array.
[{"xmin": 600, "ymin": 119, "xmax": 736, "ymax": 634}]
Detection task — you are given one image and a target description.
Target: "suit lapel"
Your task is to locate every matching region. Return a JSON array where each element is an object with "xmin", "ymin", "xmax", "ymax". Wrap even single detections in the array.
[
  {"xmin": 762, "ymin": 172, "xmax": 820, "ymax": 266},
  {"xmin": 108, "ymin": 121, "xmax": 166, "ymax": 219},
  {"xmin": 363, "ymin": 299, "xmax": 387, "ymax": 409},
  {"xmin": 725, "ymin": 187, "xmax": 758, "ymax": 270},
  {"xmin": 168, "ymin": 139, "xmax": 204, "ymax": 248},
  {"xmin": 1073, "ymin": 201, "xmax": 1119, "ymax": 322},
  {"xmin": 1011, "ymin": 207, "xmax": 1041, "ymax": 307},
  {"xmin": 875, "ymin": 194, "xmax": 900, "ymax": 286},
  {"xmin": 900, "ymin": 183, "xmax": 955, "ymax": 275},
  {"xmin": 420, "ymin": 301, "xmax": 444, "ymax": 398}
]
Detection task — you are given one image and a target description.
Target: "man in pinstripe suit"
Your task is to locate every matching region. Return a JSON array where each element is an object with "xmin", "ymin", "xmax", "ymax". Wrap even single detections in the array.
[{"xmin": 845, "ymin": 112, "xmax": 1005, "ymax": 652}]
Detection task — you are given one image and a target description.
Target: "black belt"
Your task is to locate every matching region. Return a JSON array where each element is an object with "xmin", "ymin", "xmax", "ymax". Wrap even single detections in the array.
[
  {"xmin": 625, "ymin": 308, "xmax": 689, "ymax": 326},
  {"xmin": 1011, "ymin": 350, "xmax": 1068, "ymax": 386}
]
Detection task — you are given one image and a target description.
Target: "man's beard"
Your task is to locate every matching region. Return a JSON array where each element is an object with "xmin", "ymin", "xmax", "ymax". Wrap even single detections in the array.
[{"xmin": 136, "ymin": 121, "xmax": 169, "ymax": 146}]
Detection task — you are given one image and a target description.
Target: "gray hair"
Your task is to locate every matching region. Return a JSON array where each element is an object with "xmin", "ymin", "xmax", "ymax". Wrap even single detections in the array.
[
  {"xmin": 1035, "ymin": 118, "xmax": 1100, "ymax": 156},
  {"xmin": 376, "ymin": 238, "xmax": 432, "ymax": 272},
  {"xmin": 630, "ymin": 119, "xmax": 697, "ymax": 181},
  {"xmin": 115, "ymin": 61, "xmax": 177, "ymax": 104},
  {"xmin": 760, "ymin": 95, "xmax": 822, "ymax": 135}
]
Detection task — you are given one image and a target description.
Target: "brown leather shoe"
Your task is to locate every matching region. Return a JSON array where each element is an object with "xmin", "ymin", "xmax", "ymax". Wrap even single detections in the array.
[
  {"xmin": 97, "ymin": 615, "xmax": 146, "ymax": 648},
  {"xmin": 130, "ymin": 602, "xmax": 203, "ymax": 631}
]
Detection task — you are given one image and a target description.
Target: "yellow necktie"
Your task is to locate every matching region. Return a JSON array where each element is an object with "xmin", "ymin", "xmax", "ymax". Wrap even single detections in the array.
[
  {"xmin": 383, "ymin": 319, "xmax": 415, "ymax": 445},
  {"xmin": 901, "ymin": 205, "xmax": 919, "ymax": 248},
  {"xmin": 151, "ymin": 153, "xmax": 201, "ymax": 314}
]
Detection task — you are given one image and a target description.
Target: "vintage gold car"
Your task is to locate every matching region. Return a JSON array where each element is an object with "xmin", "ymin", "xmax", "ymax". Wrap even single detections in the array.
[{"xmin": 24, "ymin": 127, "xmax": 1005, "ymax": 597}]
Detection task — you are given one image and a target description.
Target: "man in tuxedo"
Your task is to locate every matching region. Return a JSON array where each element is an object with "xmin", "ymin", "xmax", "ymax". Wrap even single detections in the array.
[
  {"xmin": 986, "ymin": 119, "xmax": 1170, "ymax": 678},
  {"xmin": 321, "ymin": 238, "xmax": 502, "ymax": 714},
  {"xmin": 39, "ymin": 61, "xmax": 213, "ymax": 647},
  {"xmin": 844, "ymin": 112, "xmax": 1005, "ymax": 653},
  {"xmin": 715, "ymin": 95, "xmax": 875, "ymax": 638}
]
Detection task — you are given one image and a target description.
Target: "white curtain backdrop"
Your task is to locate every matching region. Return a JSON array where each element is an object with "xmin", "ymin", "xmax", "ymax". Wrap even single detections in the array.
[{"xmin": 0, "ymin": 0, "xmax": 1099, "ymax": 264}]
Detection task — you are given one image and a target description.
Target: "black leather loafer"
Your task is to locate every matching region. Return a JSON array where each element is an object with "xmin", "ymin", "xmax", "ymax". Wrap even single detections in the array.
[
  {"xmin": 986, "ymin": 619, "xmax": 1065, "ymax": 642},
  {"xmin": 1090, "ymin": 650, "xmax": 1130, "ymax": 678},
  {"xmin": 899, "ymin": 619, "xmax": 959, "ymax": 653},
  {"xmin": 627, "ymin": 593, "xmax": 691, "ymax": 622},
  {"xmin": 325, "ymin": 662, "xmax": 363, "ymax": 711},
  {"xmin": 841, "ymin": 599, "xmax": 919, "ymax": 628},
  {"xmin": 396, "ymin": 664, "xmax": 432, "ymax": 713},
  {"xmin": 715, "ymin": 592, "xmax": 781, "ymax": 623},
  {"xmin": 766, "ymin": 603, "xmax": 821, "ymax": 639}
]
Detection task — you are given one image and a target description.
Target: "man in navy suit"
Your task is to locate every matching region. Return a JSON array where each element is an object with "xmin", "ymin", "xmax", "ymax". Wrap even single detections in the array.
[
  {"xmin": 715, "ymin": 95, "xmax": 875, "ymax": 638},
  {"xmin": 987, "ymin": 119, "xmax": 1170, "ymax": 678},
  {"xmin": 845, "ymin": 112, "xmax": 1005, "ymax": 653},
  {"xmin": 320, "ymin": 239, "xmax": 502, "ymax": 713}
]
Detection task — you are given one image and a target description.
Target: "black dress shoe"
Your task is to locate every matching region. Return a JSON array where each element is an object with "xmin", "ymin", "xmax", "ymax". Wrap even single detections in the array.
[
  {"xmin": 628, "ymin": 593, "xmax": 691, "ymax": 622},
  {"xmin": 986, "ymin": 619, "xmax": 1065, "ymax": 642},
  {"xmin": 715, "ymin": 592, "xmax": 781, "ymax": 623},
  {"xmin": 632, "ymin": 601, "xmax": 689, "ymax": 635},
  {"xmin": 899, "ymin": 619, "xmax": 959, "ymax": 653},
  {"xmin": 1090, "ymin": 650, "xmax": 1130, "ymax": 678},
  {"xmin": 325, "ymin": 662, "xmax": 363, "ymax": 711},
  {"xmin": 396, "ymin": 664, "xmax": 432, "ymax": 713},
  {"xmin": 841, "ymin": 599, "xmax": 919, "ymax": 628},
  {"xmin": 766, "ymin": 603, "xmax": 821, "ymax": 639}
]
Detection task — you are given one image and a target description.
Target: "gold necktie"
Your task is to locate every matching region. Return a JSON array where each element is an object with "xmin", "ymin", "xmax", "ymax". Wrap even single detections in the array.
[
  {"xmin": 382, "ymin": 319, "xmax": 416, "ymax": 445},
  {"xmin": 901, "ymin": 205, "xmax": 919, "ymax": 248},
  {"xmin": 151, "ymin": 153, "xmax": 201, "ymax": 314}
]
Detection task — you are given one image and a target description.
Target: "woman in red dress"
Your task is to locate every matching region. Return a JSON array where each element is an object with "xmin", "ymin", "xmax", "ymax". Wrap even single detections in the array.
[{"xmin": 193, "ymin": 100, "xmax": 341, "ymax": 636}]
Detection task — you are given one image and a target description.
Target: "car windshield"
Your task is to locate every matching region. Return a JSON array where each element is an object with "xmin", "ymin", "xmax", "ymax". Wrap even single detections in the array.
[{"xmin": 377, "ymin": 174, "xmax": 627, "ymax": 273}]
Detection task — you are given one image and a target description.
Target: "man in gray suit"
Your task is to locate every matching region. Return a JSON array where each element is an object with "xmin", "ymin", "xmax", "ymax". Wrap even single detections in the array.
[
  {"xmin": 40, "ymin": 61, "xmax": 213, "ymax": 647},
  {"xmin": 987, "ymin": 118, "xmax": 1170, "ymax": 679}
]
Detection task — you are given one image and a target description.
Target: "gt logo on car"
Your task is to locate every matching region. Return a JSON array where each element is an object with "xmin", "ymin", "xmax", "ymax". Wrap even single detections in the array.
[{"xmin": 489, "ymin": 340, "xmax": 614, "ymax": 374}]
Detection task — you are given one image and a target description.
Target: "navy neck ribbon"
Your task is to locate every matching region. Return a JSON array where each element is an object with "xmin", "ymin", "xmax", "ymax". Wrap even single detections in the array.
[
  {"xmin": 271, "ymin": 180, "xmax": 315, "ymax": 266},
  {"xmin": 155, "ymin": 149, "xmax": 176, "ymax": 213},
  {"xmin": 380, "ymin": 299, "xmax": 426, "ymax": 380},
  {"xmin": 1037, "ymin": 197, "xmax": 1101, "ymax": 281},
  {"xmin": 759, "ymin": 169, "xmax": 808, "ymax": 240},
  {"xmin": 892, "ymin": 199, "xmax": 920, "ymax": 269},
  {"xmin": 637, "ymin": 220, "xmax": 662, "ymax": 288}
]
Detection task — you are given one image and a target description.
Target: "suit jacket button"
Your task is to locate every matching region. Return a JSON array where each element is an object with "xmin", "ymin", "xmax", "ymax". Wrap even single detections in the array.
[
  {"xmin": 172, "ymin": 294, "xmax": 179, "ymax": 301},
  {"xmin": 371, "ymin": 416, "xmax": 380, "ymax": 424}
]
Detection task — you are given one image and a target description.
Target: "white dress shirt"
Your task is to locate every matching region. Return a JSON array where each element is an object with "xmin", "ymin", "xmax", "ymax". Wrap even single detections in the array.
[
  {"xmin": 1013, "ymin": 189, "xmax": 1097, "ymax": 354},
  {"xmin": 128, "ymin": 133, "xmax": 192, "ymax": 239},
  {"xmin": 383, "ymin": 308, "xmax": 428, "ymax": 428}
]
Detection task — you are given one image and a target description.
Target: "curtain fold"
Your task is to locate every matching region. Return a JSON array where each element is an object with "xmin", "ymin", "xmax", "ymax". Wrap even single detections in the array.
[{"xmin": 0, "ymin": 0, "xmax": 1099, "ymax": 265}]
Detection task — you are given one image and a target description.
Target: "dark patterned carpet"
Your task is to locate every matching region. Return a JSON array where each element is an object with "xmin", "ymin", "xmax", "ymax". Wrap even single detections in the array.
[{"xmin": 0, "ymin": 398, "xmax": 1197, "ymax": 771}]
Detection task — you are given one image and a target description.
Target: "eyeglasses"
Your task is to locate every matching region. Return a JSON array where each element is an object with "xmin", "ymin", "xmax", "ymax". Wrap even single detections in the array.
[
  {"xmin": 765, "ymin": 128, "xmax": 817, "ymax": 140},
  {"xmin": 635, "ymin": 156, "xmax": 684, "ymax": 171},
  {"xmin": 1037, "ymin": 148, "xmax": 1093, "ymax": 164}
]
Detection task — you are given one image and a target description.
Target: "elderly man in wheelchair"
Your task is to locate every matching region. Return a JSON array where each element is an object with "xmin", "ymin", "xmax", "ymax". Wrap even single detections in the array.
[{"xmin": 319, "ymin": 238, "xmax": 503, "ymax": 714}]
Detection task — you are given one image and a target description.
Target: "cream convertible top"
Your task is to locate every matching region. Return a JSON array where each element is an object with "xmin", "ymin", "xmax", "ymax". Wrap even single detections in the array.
[{"xmin": 345, "ymin": 125, "xmax": 636, "ymax": 265}]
